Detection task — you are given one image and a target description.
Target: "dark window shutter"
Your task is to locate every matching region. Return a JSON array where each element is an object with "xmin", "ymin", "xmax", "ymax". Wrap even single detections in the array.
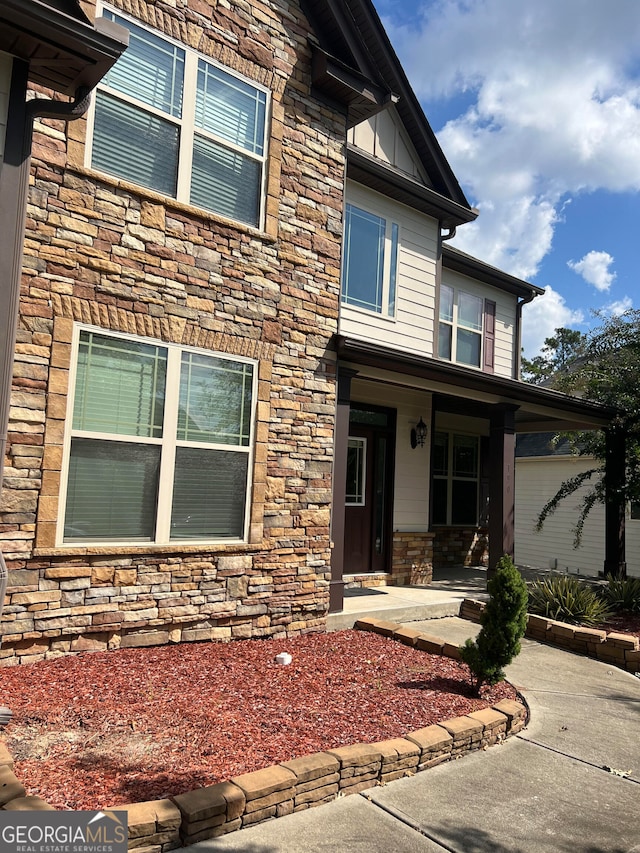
[{"xmin": 483, "ymin": 300, "xmax": 496, "ymax": 373}]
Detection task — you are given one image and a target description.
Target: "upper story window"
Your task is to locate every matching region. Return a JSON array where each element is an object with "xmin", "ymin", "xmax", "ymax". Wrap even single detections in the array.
[
  {"xmin": 60, "ymin": 328, "xmax": 255, "ymax": 545},
  {"xmin": 341, "ymin": 203, "xmax": 399, "ymax": 316},
  {"xmin": 438, "ymin": 285, "xmax": 485, "ymax": 368},
  {"xmin": 89, "ymin": 9, "xmax": 269, "ymax": 228}
]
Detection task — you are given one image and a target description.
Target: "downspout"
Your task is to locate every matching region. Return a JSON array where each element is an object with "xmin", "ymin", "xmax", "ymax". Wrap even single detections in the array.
[
  {"xmin": 514, "ymin": 290, "xmax": 539, "ymax": 379},
  {"xmin": 0, "ymin": 85, "xmax": 92, "ymax": 653}
]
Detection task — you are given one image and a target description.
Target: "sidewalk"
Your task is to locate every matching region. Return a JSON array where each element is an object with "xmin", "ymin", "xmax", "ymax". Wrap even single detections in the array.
[{"xmin": 186, "ymin": 616, "xmax": 640, "ymax": 853}]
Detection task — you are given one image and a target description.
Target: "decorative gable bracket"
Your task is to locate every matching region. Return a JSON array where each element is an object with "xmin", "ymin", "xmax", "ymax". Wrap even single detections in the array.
[{"xmin": 310, "ymin": 43, "xmax": 398, "ymax": 128}]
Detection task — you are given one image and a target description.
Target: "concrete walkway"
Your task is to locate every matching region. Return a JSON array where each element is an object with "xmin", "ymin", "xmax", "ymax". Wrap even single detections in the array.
[
  {"xmin": 187, "ymin": 615, "xmax": 640, "ymax": 853},
  {"xmin": 326, "ymin": 565, "xmax": 567, "ymax": 631}
]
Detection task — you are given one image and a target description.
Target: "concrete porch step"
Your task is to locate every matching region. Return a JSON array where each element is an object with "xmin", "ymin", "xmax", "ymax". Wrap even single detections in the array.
[{"xmin": 326, "ymin": 596, "xmax": 463, "ymax": 633}]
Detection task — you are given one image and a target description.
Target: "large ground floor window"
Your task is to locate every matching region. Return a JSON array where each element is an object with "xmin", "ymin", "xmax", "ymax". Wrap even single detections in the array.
[
  {"xmin": 432, "ymin": 431, "xmax": 479, "ymax": 525},
  {"xmin": 60, "ymin": 327, "xmax": 255, "ymax": 545}
]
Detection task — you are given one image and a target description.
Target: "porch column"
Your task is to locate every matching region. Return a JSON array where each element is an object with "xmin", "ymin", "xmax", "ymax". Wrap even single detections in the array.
[
  {"xmin": 488, "ymin": 404, "xmax": 518, "ymax": 578},
  {"xmin": 329, "ymin": 367, "xmax": 357, "ymax": 613},
  {"xmin": 603, "ymin": 427, "xmax": 626, "ymax": 578}
]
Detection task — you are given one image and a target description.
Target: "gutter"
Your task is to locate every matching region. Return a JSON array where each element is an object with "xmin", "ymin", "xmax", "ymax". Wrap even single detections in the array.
[{"xmin": 514, "ymin": 289, "xmax": 540, "ymax": 379}]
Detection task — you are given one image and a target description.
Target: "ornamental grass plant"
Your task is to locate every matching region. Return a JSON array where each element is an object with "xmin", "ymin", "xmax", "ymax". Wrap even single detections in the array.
[{"xmin": 527, "ymin": 575, "xmax": 611, "ymax": 626}]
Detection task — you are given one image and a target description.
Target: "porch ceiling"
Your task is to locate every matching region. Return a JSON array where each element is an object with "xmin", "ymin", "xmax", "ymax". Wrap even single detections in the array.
[{"xmin": 335, "ymin": 335, "xmax": 614, "ymax": 432}]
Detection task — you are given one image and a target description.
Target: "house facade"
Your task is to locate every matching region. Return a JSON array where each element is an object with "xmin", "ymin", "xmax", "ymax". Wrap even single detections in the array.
[{"xmin": 0, "ymin": 0, "xmax": 617, "ymax": 664}]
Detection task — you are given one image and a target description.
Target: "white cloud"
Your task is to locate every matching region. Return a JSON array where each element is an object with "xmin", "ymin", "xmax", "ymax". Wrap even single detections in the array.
[
  {"xmin": 383, "ymin": 0, "xmax": 640, "ymax": 278},
  {"xmin": 602, "ymin": 296, "xmax": 633, "ymax": 315},
  {"xmin": 567, "ymin": 250, "xmax": 616, "ymax": 291},
  {"xmin": 521, "ymin": 286, "xmax": 584, "ymax": 357}
]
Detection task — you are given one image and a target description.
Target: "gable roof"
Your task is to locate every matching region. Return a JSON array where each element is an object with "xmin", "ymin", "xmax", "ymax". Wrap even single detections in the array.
[
  {"xmin": 300, "ymin": 0, "xmax": 476, "ymax": 226},
  {"xmin": 515, "ymin": 432, "xmax": 575, "ymax": 458},
  {"xmin": 443, "ymin": 245, "xmax": 545, "ymax": 299}
]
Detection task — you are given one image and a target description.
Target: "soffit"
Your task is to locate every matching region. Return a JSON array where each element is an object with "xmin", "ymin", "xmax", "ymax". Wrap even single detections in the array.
[
  {"xmin": 336, "ymin": 336, "xmax": 614, "ymax": 432},
  {"xmin": 0, "ymin": 0, "xmax": 128, "ymax": 94}
]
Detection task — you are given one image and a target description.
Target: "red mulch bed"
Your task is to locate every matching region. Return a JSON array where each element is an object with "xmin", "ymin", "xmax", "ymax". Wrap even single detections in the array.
[
  {"xmin": 598, "ymin": 612, "xmax": 640, "ymax": 638},
  {"xmin": 0, "ymin": 629, "xmax": 516, "ymax": 811}
]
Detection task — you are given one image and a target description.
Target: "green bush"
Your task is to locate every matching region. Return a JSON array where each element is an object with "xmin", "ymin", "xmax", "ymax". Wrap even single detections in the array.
[
  {"xmin": 600, "ymin": 575, "xmax": 640, "ymax": 613},
  {"xmin": 460, "ymin": 555, "xmax": 528, "ymax": 695},
  {"xmin": 528, "ymin": 575, "xmax": 611, "ymax": 626}
]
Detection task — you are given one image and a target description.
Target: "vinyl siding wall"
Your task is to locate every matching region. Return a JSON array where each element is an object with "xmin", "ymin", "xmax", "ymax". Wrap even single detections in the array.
[
  {"xmin": 441, "ymin": 267, "xmax": 517, "ymax": 379},
  {"xmin": 339, "ymin": 181, "xmax": 439, "ymax": 357},
  {"xmin": 515, "ymin": 455, "xmax": 640, "ymax": 577},
  {"xmin": 350, "ymin": 378, "xmax": 432, "ymax": 533}
]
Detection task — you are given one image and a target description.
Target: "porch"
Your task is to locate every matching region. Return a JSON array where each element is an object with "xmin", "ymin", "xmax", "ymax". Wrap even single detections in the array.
[{"xmin": 326, "ymin": 564, "xmax": 560, "ymax": 631}]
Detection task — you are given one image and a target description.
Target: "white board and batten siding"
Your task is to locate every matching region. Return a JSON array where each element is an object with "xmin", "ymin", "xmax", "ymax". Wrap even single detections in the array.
[
  {"xmin": 0, "ymin": 52, "xmax": 13, "ymax": 161},
  {"xmin": 515, "ymin": 455, "xmax": 640, "ymax": 577},
  {"xmin": 340, "ymin": 181, "xmax": 440, "ymax": 358},
  {"xmin": 348, "ymin": 108, "xmax": 430, "ymax": 184},
  {"xmin": 350, "ymin": 379, "xmax": 432, "ymax": 533},
  {"xmin": 441, "ymin": 266, "xmax": 518, "ymax": 380}
]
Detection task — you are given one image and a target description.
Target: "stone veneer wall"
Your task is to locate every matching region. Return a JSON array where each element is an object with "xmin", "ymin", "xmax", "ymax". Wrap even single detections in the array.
[
  {"xmin": 392, "ymin": 531, "xmax": 434, "ymax": 585},
  {"xmin": 432, "ymin": 527, "xmax": 489, "ymax": 569},
  {"xmin": 0, "ymin": 0, "xmax": 345, "ymax": 664}
]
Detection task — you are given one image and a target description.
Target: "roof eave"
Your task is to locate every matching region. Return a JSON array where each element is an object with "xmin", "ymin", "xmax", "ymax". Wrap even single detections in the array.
[
  {"xmin": 0, "ymin": 1, "xmax": 129, "ymax": 94},
  {"xmin": 347, "ymin": 145, "xmax": 478, "ymax": 229},
  {"xmin": 443, "ymin": 245, "xmax": 545, "ymax": 299},
  {"xmin": 336, "ymin": 335, "xmax": 614, "ymax": 430}
]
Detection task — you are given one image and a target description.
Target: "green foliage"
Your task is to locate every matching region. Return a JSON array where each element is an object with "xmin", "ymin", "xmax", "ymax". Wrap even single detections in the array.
[
  {"xmin": 528, "ymin": 575, "xmax": 612, "ymax": 626},
  {"xmin": 521, "ymin": 327, "xmax": 586, "ymax": 386},
  {"xmin": 460, "ymin": 556, "xmax": 529, "ymax": 695},
  {"xmin": 600, "ymin": 574, "xmax": 640, "ymax": 613},
  {"xmin": 527, "ymin": 312, "xmax": 640, "ymax": 559}
]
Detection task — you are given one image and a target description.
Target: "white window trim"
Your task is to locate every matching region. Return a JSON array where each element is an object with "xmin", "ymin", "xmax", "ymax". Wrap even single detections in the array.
[
  {"xmin": 86, "ymin": 3, "xmax": 270, "ymax": 229},
  {"xmin": 433, "ymin": 431, "xmax": 480, "ymax": 526},
  {"xmin": 341, "ymin": 202, "xmax": 400, "ymax": 319},
  {"xmin": 438, "ymin": 285, "xmax": 484, "ymax": 369},
  {"xmin": 57, "ymin": 324, "xmax": 257, "ymax": 547}
]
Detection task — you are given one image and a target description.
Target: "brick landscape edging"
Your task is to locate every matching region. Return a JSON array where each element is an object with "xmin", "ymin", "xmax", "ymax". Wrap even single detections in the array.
[
  {"xmin": 460, "ymin": 598, "xmax": 640, "ymax": 674},
  {"xmin": 0, "ymin": 619, "xmax": 527, "ymax": 849}
]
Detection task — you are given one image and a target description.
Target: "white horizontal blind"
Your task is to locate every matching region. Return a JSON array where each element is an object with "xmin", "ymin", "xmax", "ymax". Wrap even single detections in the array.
[
  {"xmin": 195, "ymin": 61, "xmax": 265, "ymax": 154},
  {"xmin": 73, "ymin": 331, "xmax": 166, "ymax": 438},
  {"xmin": 63, "ymin": 329, "xmax": 255, "ymax": 544},
  {"xmin": 92, "ymin": 93, "xmax": 180, "ymax": 195},
  {"xmin": 65, "ymin": 439, "xmax": 160, "ymax": 541},
  {"xmin": 102, "ymin": 12, "xmax": 184, "ymax": 116},
  {"xmin": 91, "ymin": 8, "xmax": 268, "ymax": 227}
]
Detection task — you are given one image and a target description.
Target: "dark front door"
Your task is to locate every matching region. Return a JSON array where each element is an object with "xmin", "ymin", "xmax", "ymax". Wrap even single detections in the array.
[{"xmin": 344, "ymin": 406, "xmax": 395, "ymax": 574}]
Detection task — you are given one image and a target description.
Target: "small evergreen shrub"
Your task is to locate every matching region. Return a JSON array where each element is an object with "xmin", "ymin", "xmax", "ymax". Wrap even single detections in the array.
[
  {"xmin": 528, "ymin": 575, "xmax": 611, "ymax": 626},
  {"xmin": 600, "ymin": 575, "xmax": 640, "ymax": 613},
  {"xmin": 460, "ymin": 555, "xmax": 528, "ymax": 695}
]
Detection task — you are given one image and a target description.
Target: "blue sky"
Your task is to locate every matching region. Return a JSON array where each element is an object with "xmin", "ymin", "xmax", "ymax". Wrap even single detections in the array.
[{"xmin": 372, "ymin": 0, "xmax": 640, "ymax": 356}]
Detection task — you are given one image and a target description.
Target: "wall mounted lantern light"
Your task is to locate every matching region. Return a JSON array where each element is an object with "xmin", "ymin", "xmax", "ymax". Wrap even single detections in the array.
[{"xmin": 410, "ymin": 417, "xmax": 428, "ymax": 449}]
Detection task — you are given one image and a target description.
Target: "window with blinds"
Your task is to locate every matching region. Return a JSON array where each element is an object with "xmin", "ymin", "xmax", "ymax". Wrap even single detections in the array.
[
  {"xmin": 89, "ymin": 8, "xmax": 269, "ymax": 228},
  {"xmin": 61, "ymin": 328, "xmax": 255, "ymax": 545}
]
